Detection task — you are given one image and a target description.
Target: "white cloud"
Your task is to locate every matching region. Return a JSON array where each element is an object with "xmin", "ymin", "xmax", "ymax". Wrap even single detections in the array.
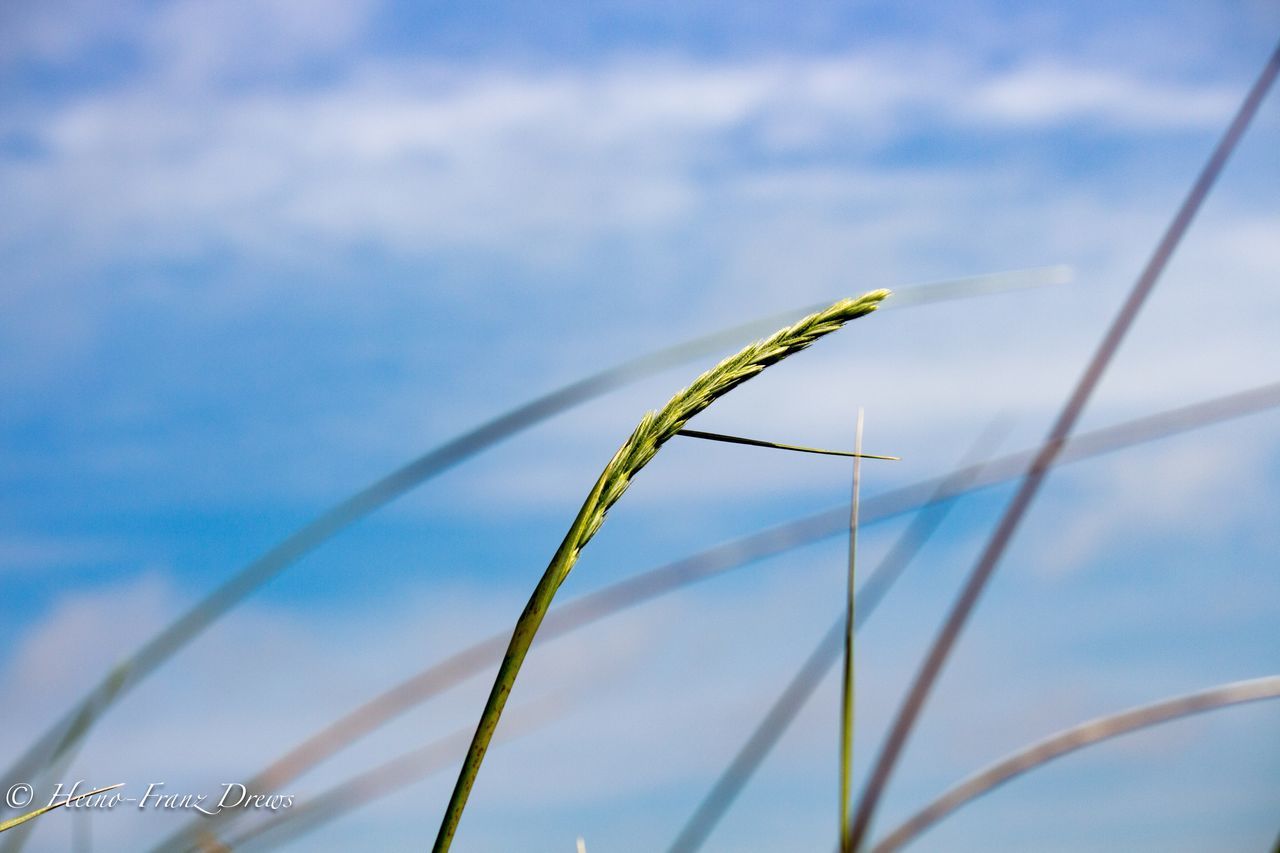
[
  {"xmin": 966, "ymin": 62, "xmax": 1240, "ymax": 128},
  {"xmin": 0, "ymin": 0, "xmax": 148, "ymax": 66},
  {"xmin": 2, "ymin": 450, "xmax": 1277, "ymax": 851},
  {"xmin": 1, "ymin": 48, "xmax": 1250, "ymax": 277},
  {"xmin": 1030, "ymin": 430, "xmax": 1277, "ymax": 577},
  {"xmin": 0, "ymin": 0, "xmax": 377, "ymax": 80},
  {"xmin": 2, "ymin": 572, "xmax": 177, "ymax": 703},
  {"xmin": 3, "ymin": 6, "xmax": 1279, "ymax": 851}
]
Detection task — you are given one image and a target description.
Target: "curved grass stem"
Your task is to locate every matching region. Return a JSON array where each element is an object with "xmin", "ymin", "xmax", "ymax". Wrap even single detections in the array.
[
  {"xmin": 431, "ymin": 292, "xmax": 890, "ymax": 852},
  {"xmin": 872, "ymin": 676, "xmax": 1280, "ymax": 852}
]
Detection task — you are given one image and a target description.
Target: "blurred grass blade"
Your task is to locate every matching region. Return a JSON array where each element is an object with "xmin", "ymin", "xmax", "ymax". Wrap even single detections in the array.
[
  {"xmin": 432, "ymin": 292, "xmax": 891, "ymax": 852},
  {"xmin": 670, "ymin": 618, "xmax": 843, "ymax": 853},
  {"xmin": 882, "ymin": 266, "xmax": 1071, "ymax": 309},
  {"xmin": 154, "ymin": 379, "xmax": 1280, "ymax": 852},
  {"xmin": 667, "ymin": 424, "xmax": 1003, "ymax": 853},
  {"xmin": 0, "ymin": 268, "xmax": 1057, "ymax": 810},
  {"xmin": 846, "ymin": 41, "xmax": 1280, "ymax": 850},
  {"xmin": 0, "ymin": 784, "xmax": 123, "ymax": 835},
  {"xmin": 71, "ymin": 809, "xmax": 89, "ymax": 853},
  {"xmin": 872, "ymin": 676, "xmax": 1280, "ymax": 852},
  {"xmin": 220, "ymin": 700, "xmax": 565, "ymax": 853},
  {"xmin": 1, "ymin": 722, "xmax": 91, "ymax": 851},
  {"xmin": 677, "ymin": 428, "xmax": 898, "ymax": 460},
  {"xmin": 838, "ymin": 409, "xmax": 865, "ymax": 851}
]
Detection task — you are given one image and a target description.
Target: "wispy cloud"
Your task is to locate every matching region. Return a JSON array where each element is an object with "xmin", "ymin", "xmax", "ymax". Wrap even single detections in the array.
[
  {"xmin": 965, "ymin": 62, "xmax": 1241, "ymax": 128},
  {"xmin": 2, "ymin": 48, "xmax": 1250, "ymax": 273},
  {"xmin": 2, "ymin": 6, "xmax": 1277, "ymax": 849}
]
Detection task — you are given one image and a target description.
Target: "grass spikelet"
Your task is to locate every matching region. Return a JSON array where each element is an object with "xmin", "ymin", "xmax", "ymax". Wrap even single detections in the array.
[
  {"xmin": 157, "ymin": 380, "xmax": 1280, "ymax": 853},
  {"xmin": 431, "ymin": 290, "xmax": 890, "ymax": 852},
  {"xmin": 3, "ymin": 267, "xmax": 1050, "ymax": 806}
]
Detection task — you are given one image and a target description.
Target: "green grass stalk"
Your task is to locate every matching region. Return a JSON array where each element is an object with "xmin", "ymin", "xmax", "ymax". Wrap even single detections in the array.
[
  {"xmin": 156, "ymin": 379, "xmax": 1280, "ymax": 853},
  {"xmin": 0, "ymin": 784, "xmax": 123, "ymax": 835},
  {"xmin": 839, "ymin": 409, "xmax": 864, "ymax": 850},
  {"xmin": 0, "ymin": 269, "xmax": 1053, "ymax": 818},
  {"xmin": 431, "ymin": 291, "xmax": 889, "ymax": 852}
]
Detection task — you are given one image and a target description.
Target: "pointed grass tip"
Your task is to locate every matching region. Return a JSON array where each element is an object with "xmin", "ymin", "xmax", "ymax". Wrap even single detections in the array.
[{"xmin": 676, "ymin": 428, "xmax": 899, "ymax": 461}]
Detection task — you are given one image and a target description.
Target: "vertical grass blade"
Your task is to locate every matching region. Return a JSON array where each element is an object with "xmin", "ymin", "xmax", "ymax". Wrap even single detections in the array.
[
  {"xmin": 871, "ymin": 676, "xmax": 1280, "ymax": 852},
  {"xmin": 839, "ymin": 409, "xmax": 865, "ymax": 851},
  {"xmin": 431, "ymin": 292, "xmax": 890, "ymax": 852},
  {"xmin": 845, "ymin": 38, "xmax": 1280, "ymax": 850},
  {"xmin": 668, "ymin": 617, "xmax": 844, "ymax": 853},
  {"xmin": 71, "ymin": 809, "xmax": 89, "ymax": 853},
  {"xmin": 666, "ymin": 425, "xmax": 1003, "ymax": 853}
]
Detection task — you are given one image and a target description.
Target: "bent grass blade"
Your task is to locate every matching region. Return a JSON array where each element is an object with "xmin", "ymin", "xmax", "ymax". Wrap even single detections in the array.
[
  {"xmin": 431, "ymin": 292, "xmax": 891, "ymax": 851},
  {"xmin": 218, "ymin": 700, "xmax": 565, "ymax": 852},
  {"xmin": 872, "ymin": 676, "xmax": 1280, "ymax": 852},
  {"xmin": 2, "ymin": 268, "xmax": 1057, "ymax": 812},
  {"xmin": 153, "ymin": 379, "xmax": 1280, "ymax": 851},
  {"xmin": 845, "ymin": 39, "xmax": 1280, "ymax": 850}
]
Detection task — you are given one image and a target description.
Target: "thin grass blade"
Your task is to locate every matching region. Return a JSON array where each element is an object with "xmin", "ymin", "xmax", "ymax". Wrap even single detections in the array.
[
  {"xmin": 221, "ymin": 700, "xmax": 564, "ymax": 853},
  {"xmin": 431, "ymin": 292, "xmax": 891, "ymax": 851},
  {"xmin": 666, "ymin": 423, "xmax": 1005, "ymax": 853},
  {"xmin": 839, "ymin": 409, "xmax": 866, "ymax": 850},
  {"xmin": 872, "ymin": 676, "xmax": 1280, "ymax": 852},
  {"xmin": 676, "ymin": 429, "xmax": 898, "ymax": 461},
  {"xmin": 0, "ymin": 784, "xmax": 123, "ymax": 835},
  {"xmin": 154, "ymin": 379, "xmax": 1280, "ymax": 852},
  {"xmin": 845, "ymin": 39, "xmax": 1280, "ymax": 850},
  {"xmin": 0, "ymin": 269, "xmax": 1056, "ymax": 818}
]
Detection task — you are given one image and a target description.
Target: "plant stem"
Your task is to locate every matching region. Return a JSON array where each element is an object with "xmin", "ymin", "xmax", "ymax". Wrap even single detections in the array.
[
  {"xmin": 0, "ymin": 784, "xmax": 123, "ymax": 835},
  {"xmin": 839, "ymin": 409, "xmax": 864, "ymax": 851},
  {"xmin": 430, "ymin": 292, "xmax": 889, "ymax": 852},
  {"xmin": 844, "ymin": 37, "xmax": 1280, "ymax": 851}
]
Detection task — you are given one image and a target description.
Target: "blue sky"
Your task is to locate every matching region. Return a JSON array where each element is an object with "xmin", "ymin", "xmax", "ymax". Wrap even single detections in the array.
[{"xmin": 2, "ymin": 1, "xmax": 1279, "ymax": 850}]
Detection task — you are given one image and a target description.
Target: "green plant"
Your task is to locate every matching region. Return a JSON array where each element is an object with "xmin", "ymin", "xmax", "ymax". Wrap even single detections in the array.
[
  {"xmin": 2, "ymin": 269, "xmax": 1044, "ymax": 808},
  {"xmin": 431, "ymin": 290, "xmax": 890, "ymax": 852},
  {"xmin": 839, "ymin": 409, "xmax": 865, "ymax": 851},
  {"xmin": 0, "ymin": 784, "xmax": 123, "ymax": 835}
]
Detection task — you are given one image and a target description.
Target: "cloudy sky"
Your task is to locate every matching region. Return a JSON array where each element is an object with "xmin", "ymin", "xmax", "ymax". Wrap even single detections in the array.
[{"xmin": 1, "ymin": 1, "xmax": 1279, "ymax": 851}]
